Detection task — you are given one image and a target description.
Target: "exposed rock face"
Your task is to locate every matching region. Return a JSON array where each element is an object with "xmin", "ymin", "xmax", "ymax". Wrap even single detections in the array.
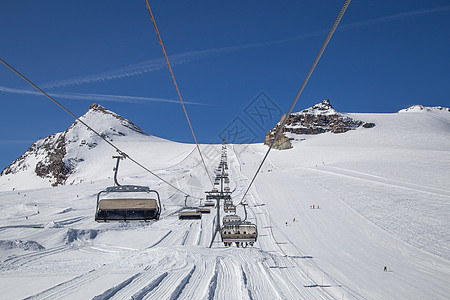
[
  {"xmin": 1, "ymin": 132, "xmax": 70, "ymax": 186},
  {"xmin": 34, "ymin": 133, "xmax": 71, "ymax": 186},
  {"xmin": 1, "ymin": 104, "xmax": 148, "ymax": 187},
  {"xmin": 265, "ymin": 99, "xmax": 375, "ymax": 149},
  {"xmin": 264, "ymin": 131, "xmax": 292, "ymax": 150}
]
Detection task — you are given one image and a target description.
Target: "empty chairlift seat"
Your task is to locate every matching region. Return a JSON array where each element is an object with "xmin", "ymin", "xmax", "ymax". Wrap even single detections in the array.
[
  {"xmin": 178, "ymin": 210, "xmax": 202, "ymax": 220},
  {"xmin": 95, "ymin": 185, "xmax": 161, "ymax": 222}
]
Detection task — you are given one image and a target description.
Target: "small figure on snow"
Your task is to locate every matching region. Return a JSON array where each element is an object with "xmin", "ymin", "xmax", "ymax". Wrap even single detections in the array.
[
  {"xmin": 293, "ymin": 218, "xmax": 296, "ymax": 222},
  {"xmin": 285, "ymin": 222, "xmax": 288, "ymax": 226},
  {"xmin": 384, "ymin": 266, "xmax": 387, "ymax": 272}
]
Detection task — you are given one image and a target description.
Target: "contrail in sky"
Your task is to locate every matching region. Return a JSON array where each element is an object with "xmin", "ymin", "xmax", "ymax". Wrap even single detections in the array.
[
  {"xmin": 0, "ymin": 139, "xmax": 35, "ymax": 145},
  {"xmin": 0, "ymin": 85, "xmax": 204, "ymax": 105},
  {"xmin": 33, "ymin": 4, "xmax": 450, "ymax": 90}
]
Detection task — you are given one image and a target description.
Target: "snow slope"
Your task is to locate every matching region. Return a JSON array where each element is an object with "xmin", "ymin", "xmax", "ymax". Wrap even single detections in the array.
[{"xmin": 0, "ymin": 107, "xmax": 449, "ymax": 299}]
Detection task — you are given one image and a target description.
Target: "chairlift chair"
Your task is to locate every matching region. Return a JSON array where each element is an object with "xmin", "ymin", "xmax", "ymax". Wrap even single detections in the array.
[
  {"xmin": 204, "ymin": 200, "xmax": 215, "ymax": 207},
  {"xmin": 95, "ymin": 185, "xmax": 161, "ymax": 222},
  {"xmin": 221, "ymin": 221, "xmax": 257, "ymax": 247},
  {"xmin": 178, "ymin": 210, "xmax": 202, "ymax": 220},
  {"xmin": 224, "ymin": 202, "xmax": 236, "ymax": 213},
  {"xmin": 197, "ymin": 208, "xmax": 211, "ymax": 214},
  {"xmin": 95, "ymin": 156, "xmax": 161, "ymax": 222},
  {"xmin": 223, "ymin": 214, "xmax": 241, "ymax": 224}
]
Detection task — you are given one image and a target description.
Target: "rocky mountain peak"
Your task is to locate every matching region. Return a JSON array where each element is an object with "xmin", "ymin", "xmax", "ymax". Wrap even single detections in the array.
[
  {"xmin": 89, "ymin": 103, "xmax": 107, "ymax": 111},
  {"xmin": 301, "ymin": 99, "xmax": 337, "ymax": 115},
  {"xmin": 78, "ymin": 103, "xmax": 147, "ymax": 135},
  {"xmin": 265, "ymin": 99, "xmax": 375, "ymax": 150},
  {"xmin": 1, "ymin": 104, "xmax": 149, "ymax": 187}
]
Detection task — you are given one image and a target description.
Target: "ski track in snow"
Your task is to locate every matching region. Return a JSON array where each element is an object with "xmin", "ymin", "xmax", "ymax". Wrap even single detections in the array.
[
  {"xmin": 24, "ymin": 268, "xmax": 108, "ymax": 300},
  {"xmin": 2, "ymin": 245, "xmax": 68, "ymax": 269}
]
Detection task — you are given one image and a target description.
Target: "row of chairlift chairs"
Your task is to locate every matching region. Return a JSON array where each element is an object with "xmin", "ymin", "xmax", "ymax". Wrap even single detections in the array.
[
  {"xmin": 178, "ymin": 148, "xmax": 228, "ymax": 219},
  {"xmin": 95, "ymin": 145, "xmax": 257, "ymax": 248},
  {"xmin": 177, "ymin": 195, "xmax": 211, "ymax": 220},
  {"xmin": 216, "ymin": 145, "xmax": 258, "ymax": 248}
]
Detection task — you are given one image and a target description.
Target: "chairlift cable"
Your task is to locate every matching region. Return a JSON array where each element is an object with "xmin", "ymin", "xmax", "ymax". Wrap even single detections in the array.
[
  {"xmin": 239, "ymin": 0, "xmax": 351, "ymax": 204},
  {"xmin": 0, "ymin": 57, "xmax": 197, "ymax": 199},
  {"xmin": 144, "ymin": 0, "xmax": 214, "ymax": 188}
]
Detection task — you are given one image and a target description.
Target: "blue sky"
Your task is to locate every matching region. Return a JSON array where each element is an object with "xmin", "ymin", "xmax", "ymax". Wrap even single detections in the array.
[{"xmin": 1, "ymin": 0, "xmax": 449, "ymax": 170}]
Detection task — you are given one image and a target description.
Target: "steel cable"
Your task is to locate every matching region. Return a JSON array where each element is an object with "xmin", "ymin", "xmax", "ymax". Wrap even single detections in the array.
[
  {"xmin": 0, "ymin": 57, "xmax": 199, "ymax": 199},
  {"xmin": 240, "ymin": 0, "xmax": 351, "ymax": 204},
  {"xmin": 144, "ymin": 0, "xmax": 214, "ymax": 188}
]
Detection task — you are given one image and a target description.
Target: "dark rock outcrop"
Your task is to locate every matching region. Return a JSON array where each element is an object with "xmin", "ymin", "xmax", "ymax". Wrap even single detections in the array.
[
  {"xmin": 265, "ymin": 99, "xmax": 375, "ymax": 149},
  {"xmin": 34, "ymin": 133, "xmax": 71, "ymax": 186}
]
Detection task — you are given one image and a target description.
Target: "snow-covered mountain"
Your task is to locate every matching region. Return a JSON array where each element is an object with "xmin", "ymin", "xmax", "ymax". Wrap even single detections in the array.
[
  {"xmin": 1, "ymin": 104, "xmax": 152, "ymax": 188},
  {"xmin": 265, "ymin": 99, "xmax": 375, "ymax": 149},
  {"xmin": 399, "ymin": 104, "xmax": 450, "ymax": 113},
  {"xmin": 1, "ymin": 103, "xmax": 450, "ymax": 299}
]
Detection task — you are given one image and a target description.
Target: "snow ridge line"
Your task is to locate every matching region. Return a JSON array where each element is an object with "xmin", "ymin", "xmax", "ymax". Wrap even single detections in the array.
[
  {"xmin": 309, "ymin": 166, "xmax": 450, "ymax": 198},
  {"xmin": 180, "ymin": 230, "xmax": 189, "ymax": 246},
  {"xmin": 196, "ymin": 217, "xmax": 203, "ymax": 246},
  {"xmin": 92, "ymin": 272, "xmax": 141, "ymax": 300},
  {"xmin": 169, "ymin": 265, "xmax": 196, "ymax": 300},
  {"xmin": 0, "ymin": 216, "xmax": 86, "ymax": 232},
  {"xmin": 146, "ymin": 230, "xmax": 172, "ymax": 248},
  {"xmin": 130, "ymin": 272, "xmax": 168, "ymax": 300},
  {"xmin": 207, "ymin": 258, "xmax": 219, "ymax": 300},
  {"xmin": 155, "ymin": 145, "xmax": 197, "ymax": 172},
  {"xmin": 241, "ymin": 266, "xmax": 254, "ymax": 300}
]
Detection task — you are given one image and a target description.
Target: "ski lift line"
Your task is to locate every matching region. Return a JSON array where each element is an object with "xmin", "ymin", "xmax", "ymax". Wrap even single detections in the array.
[
  {"xmin": 0, "ymin": 57, "xmax": 192, "ymax": 198},
  {"xmin": 239, "ymin": 0, "xmax": 351, "ymax": 204},
  {"xmin": 144, "ymin": 0, "xmax": 214, "ymax": 188}
]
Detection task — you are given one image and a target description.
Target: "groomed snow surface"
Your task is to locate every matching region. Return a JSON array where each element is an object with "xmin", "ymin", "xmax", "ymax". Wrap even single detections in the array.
[{"xmin": 1, "ymin": 109, "xmax": 450, "ymax": 299}]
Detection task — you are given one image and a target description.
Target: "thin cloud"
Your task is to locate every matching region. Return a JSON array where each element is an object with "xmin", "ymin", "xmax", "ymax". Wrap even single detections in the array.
[
  {"xmin": 33, "ymin": 5, "xmax": 450, "ymax": 90},
  {"xmin": 0, "ymin": 85, "xmax": 204, "ymax": 105},
  {"xmin": 340, "ymin": 5, "xmax": 450, "ymax": 30},
  {"xmin": 39, "ymin": 50, "xmax": 220, "ymax": 90}
]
